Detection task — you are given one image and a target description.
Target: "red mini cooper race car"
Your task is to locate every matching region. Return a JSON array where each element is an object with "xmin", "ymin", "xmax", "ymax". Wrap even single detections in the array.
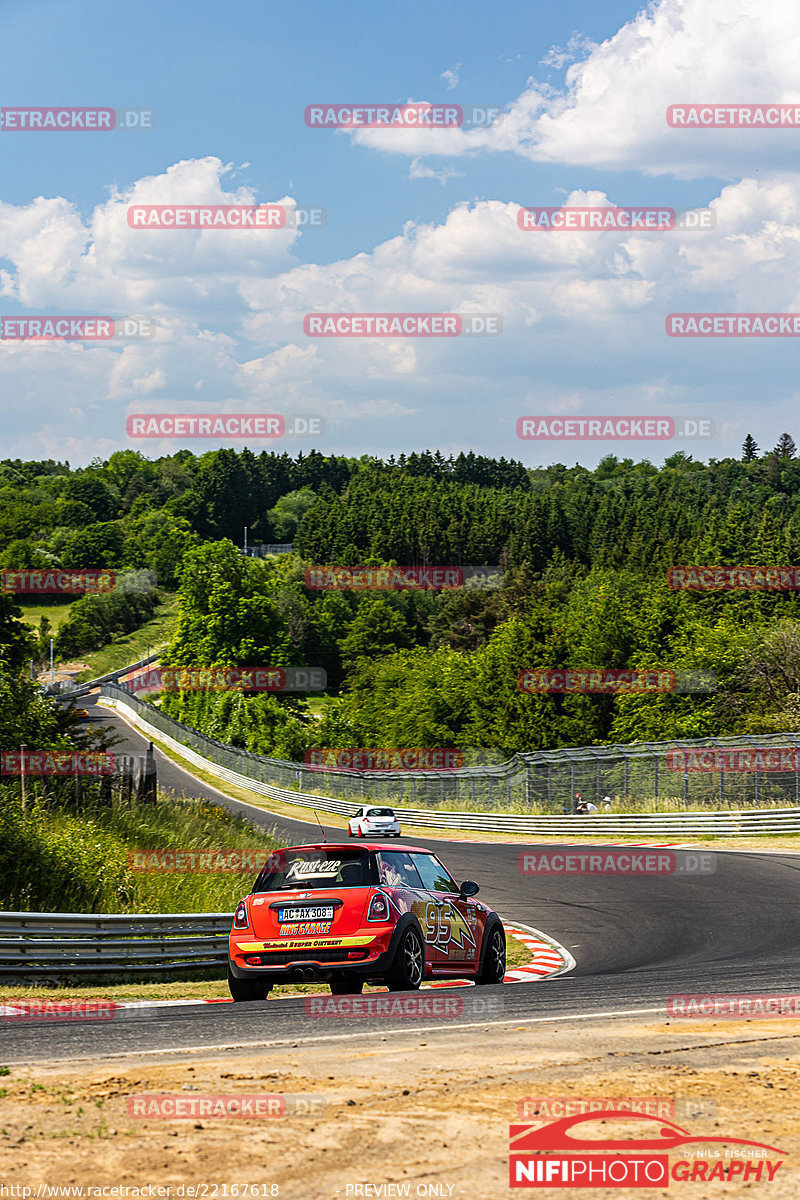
[{"xmin": 227, "ymin": 842, "xmax": 506, "ymax": 999}]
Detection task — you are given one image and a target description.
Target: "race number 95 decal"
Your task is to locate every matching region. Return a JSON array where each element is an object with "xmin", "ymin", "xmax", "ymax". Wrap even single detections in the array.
[{"xmin": 424, "ymin": 901, "xmax": 475, "ymax": 950}]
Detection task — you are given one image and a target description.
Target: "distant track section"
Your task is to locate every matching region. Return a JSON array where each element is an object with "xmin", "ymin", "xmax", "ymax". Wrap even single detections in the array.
[{"xmin": 99, "ymin": 693, "xmax": 800, "ymax": 837}]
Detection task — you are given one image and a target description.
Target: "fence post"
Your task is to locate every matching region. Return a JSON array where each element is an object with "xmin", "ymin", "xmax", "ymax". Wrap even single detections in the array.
[
  {"xmin": 141, "ymin": 742, "xmax": 157, "ymax": 802},
  {"xmin": 122, "ymin": 755, "xmax": 134, "ymax": 805},
  {"xmin": 20, "ymin": 744, "xmax": 26, "ymax": 814},
  {"xmin": 98, "ymin": 770, "xmax": 112, "ymax": 806},
  {"xmin": 653, "ymin": 753, "xmax": 659, "ymax": 802}
]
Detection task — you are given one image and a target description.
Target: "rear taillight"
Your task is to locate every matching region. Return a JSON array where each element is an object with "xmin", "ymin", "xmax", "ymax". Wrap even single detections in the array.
[
  {"xmin": 367, "ymin": 892, "xmax": 390, "ymax": 922},
  {"xmin": 233, "ymin": 902, "xmax": 249, "ymax": 929}
]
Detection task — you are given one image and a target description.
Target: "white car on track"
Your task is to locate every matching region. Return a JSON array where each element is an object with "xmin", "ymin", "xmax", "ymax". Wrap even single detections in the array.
[{"xmin": 348, "ymin": 805, "xmax": 401, "ymax": 838}]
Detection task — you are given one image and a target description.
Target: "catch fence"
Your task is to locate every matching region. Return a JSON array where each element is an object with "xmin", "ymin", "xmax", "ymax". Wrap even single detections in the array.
[{"xmin": 100, "ymin": 684, "xmax": 800, "ymax": 814}]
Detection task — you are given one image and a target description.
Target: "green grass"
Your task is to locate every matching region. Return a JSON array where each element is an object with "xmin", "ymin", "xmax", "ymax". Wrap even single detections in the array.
[
  {"xmin": 16, "ymin": 601, "xmax": 75, "ymax": 634},
  {"xmin": 73, "ymin": 593, "xmax": 179, "ymax": 679},
  {"xmin": 0, "ymin": 786, "xmax": 282, "ymax": 913}
]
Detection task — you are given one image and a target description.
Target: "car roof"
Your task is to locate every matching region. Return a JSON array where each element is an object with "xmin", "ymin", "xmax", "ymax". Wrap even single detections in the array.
[{"xmin": 278, "ymin": 842, "xmax": 430, "ymax": 853}]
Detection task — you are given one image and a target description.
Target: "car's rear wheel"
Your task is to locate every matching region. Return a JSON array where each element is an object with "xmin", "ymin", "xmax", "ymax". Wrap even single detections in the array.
[
  {"xmin": 476, "ymin": 923, "xmax": 506, "ymax": 985},
  {"xmin": 227, "ymin": 963, "xmax": 272, "ymax": 1001},
  {"xmin": 386, "ymin": 926, "xmax": 424, "ymax": 991},
  {"xmin": 329, "ymin": 979, "xmax": 364, "ymax": 994}
]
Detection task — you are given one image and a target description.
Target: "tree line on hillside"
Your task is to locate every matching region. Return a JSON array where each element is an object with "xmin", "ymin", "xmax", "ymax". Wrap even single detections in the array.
[
  {"xmin": 3, "ymin": 436, "xmax": 800, "ymax": 757},
  {"xmin": 152, "ymin": 538, "xmax": 800, "ymax": 758}
]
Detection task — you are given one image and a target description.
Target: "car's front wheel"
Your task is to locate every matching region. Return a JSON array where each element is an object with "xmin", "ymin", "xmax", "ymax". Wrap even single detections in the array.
[
  {"xmin": 476, "ymin": 923, "xmax": 506, "ymax": 985},
  {"xmin": 227, "ymin": 963, "xmax": 272, "ymax": 1001},
  {"xmin": 385, "ymin": 925, "xmax": 424, "ymax": 991}
]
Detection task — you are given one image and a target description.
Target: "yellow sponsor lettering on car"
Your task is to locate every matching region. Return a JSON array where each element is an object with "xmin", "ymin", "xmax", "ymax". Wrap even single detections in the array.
[{"xmin": 235, "ymin": 935, "xmax": 375, "ymax": 952}]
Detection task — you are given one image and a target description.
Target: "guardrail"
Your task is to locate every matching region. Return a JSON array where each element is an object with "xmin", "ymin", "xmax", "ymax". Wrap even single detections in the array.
[
  {"xmin": 54, "ymin": 652, "xmax": 161, "ymax": 700},
  {"xmin": 100, "ymin": 692, "xmax": 800, "ymax": 837},
  {"xmin": 0, "ymin": 912, "xmax": 232, "ymax": 979}
]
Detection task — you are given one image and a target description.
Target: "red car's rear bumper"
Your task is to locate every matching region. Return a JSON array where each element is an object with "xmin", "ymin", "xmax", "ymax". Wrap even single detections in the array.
[{"xmin": 228, "ymin": 923, "xmax": 396, "ymax": 982}]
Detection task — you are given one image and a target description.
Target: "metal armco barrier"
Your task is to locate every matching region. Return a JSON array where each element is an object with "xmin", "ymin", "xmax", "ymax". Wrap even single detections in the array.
[
  {"xmin": 55, "ymin": 651, "xmax": 161, "ymax": 701},
  {"xmin": 99, "ymin": 690, "xmax": 800, "ymax": 837},
  {"xmin": 0, "ymin": 912, "xmax": 232, "ymax": 979}
]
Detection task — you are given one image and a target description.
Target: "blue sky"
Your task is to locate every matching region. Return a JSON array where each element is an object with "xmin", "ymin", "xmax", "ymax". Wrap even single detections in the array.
[{"xmin": 1, "ymin": 0, "xmax": 799, "ymax": 467}]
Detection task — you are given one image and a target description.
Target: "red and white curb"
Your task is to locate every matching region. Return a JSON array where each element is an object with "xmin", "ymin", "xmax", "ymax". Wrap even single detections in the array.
[
  {"xmin": 501, "ymin": 922, "xmax": 575, "ymax": 981},
  {"xmin": 0, "ymin": 921, "xmax": 575, "ymax": 1018}
]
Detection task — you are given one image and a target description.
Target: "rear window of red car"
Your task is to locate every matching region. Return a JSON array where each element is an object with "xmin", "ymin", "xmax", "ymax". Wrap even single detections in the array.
[{"xmin": 253, "ymin": 848, "xmax": 377, "ymax": 892}]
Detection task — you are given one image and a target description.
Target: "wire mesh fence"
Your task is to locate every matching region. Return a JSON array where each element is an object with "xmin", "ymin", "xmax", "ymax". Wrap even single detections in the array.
[{"xmin": 100, "ymin": 684, "xmax": 800, "ymax": 814}]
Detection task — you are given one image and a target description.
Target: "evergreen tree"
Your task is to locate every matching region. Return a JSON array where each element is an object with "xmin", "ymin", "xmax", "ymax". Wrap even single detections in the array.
[
  {"xmin": 741, "ymin": 434, "xmax": 759, "ymax": 461},
  {"xmin": 774, "ymin": 433, "xmax": 797, "ymax": 459}
]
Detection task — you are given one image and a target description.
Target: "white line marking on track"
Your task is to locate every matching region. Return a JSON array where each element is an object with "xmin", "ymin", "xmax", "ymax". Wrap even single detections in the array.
[{"xmin": 1, "ymin": 1008, "xmax": 669, "ymax": 1067}]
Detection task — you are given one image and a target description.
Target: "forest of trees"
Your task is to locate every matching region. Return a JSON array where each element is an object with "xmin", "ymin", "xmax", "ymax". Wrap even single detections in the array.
[{"xmin": 4, "ymin": 437, "xmax": 800, "ymax": 758}]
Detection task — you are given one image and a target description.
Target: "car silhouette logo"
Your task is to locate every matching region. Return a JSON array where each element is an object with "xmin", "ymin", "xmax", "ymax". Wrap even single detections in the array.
[{"xmin": 510, "ymin": 1111, "xmax": 785, "ymax": 1155}]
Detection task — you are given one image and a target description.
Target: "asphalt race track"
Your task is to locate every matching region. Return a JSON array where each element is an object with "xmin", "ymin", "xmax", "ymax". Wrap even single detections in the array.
[{"xmin": 3, "ymin": 698, "xmax": 800, "ymax": 1065}]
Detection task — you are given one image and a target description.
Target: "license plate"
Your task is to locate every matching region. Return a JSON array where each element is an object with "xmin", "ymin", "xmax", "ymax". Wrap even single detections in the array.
[{"xmin": 278, "ymin": 905, "xmax": 334, "ymax": 922}]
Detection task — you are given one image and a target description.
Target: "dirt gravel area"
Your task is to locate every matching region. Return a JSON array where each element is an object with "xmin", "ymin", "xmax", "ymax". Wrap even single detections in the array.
[{"xmin": 0, "ymin": 1015, "xmax": 798, "ymax": 1198}]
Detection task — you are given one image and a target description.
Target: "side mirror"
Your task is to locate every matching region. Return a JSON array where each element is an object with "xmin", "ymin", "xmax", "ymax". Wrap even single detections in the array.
[{"xmin": 460, "ymin": 880, "xmax": 480, "ymax": 897}]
